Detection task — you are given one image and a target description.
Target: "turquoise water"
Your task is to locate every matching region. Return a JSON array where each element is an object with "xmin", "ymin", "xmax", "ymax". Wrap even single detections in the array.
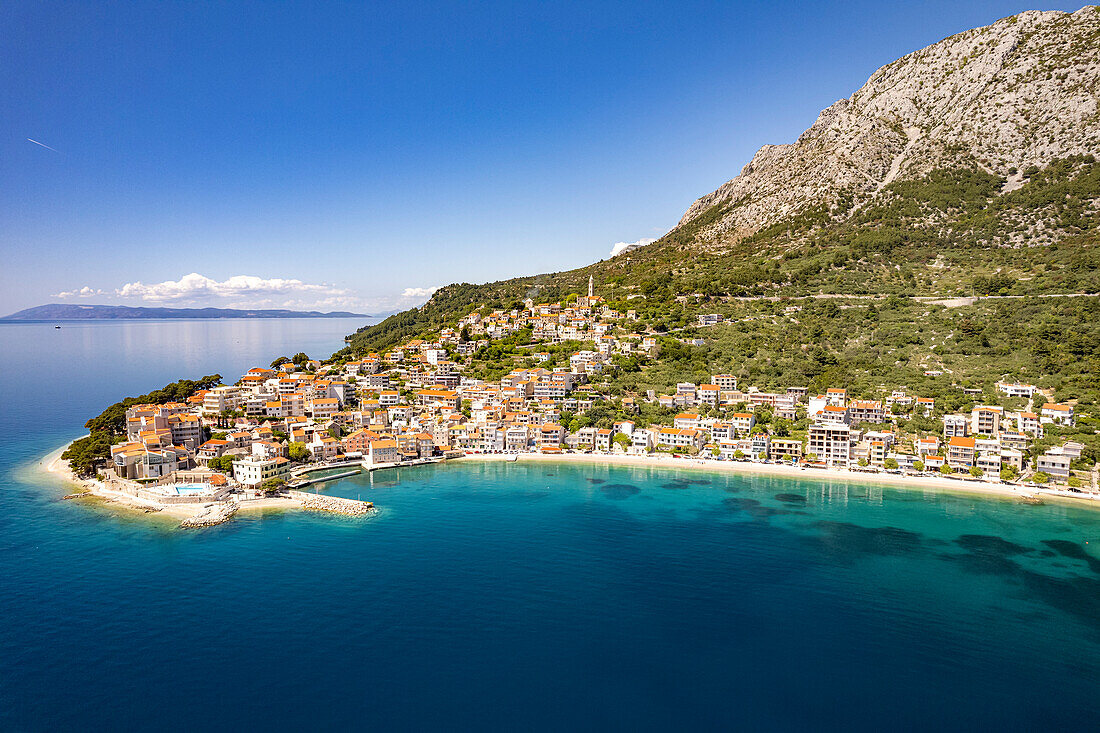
[{"xmin": 2, "ymin": 320, "xmax": 1100, "ymax": 730}]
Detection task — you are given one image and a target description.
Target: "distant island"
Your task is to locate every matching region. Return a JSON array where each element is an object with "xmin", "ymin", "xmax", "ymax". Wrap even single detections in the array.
[{"xmin": 2, "ymin": 304, "xmax": 371, "ymax": 320}]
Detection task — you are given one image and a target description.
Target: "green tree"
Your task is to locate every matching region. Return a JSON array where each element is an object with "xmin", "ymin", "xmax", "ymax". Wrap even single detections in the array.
[
  {"xmin": 260, "ymin": 478, "xmax": 286, "ymax": 494},
  {"xmin": 1031, "ymin": 471, "xmax": 1050, "ymax": 484},
  {"xmin": 858, "ymin": 458, "xmax": 869, "ymax": 467},
  {"xmin": 207, "ymin": 455, "xmax": 235, "ymax": 473},
  {"xmin": 883, "ymin": 457, "xmax": 898, "ymax": 470},
  {"xmin": 270, "ymin": 356, "xmax": 290, "ymax": 369},
  {"xmin": 1000, "ymin": 465, "xmax": 1018, "ymax": 482},
  {"xmin": 288, "ymin": 442, "xmax": 310, "ymax": 462},
  {"xmin": 912, "ymin": 460, "xmax": 924, "ymax": 472},
  {"xmin": 969, "ymin": 466, "xmax": 983, "ymax": 477},
  {"xmin": 940, "ymin": 464, "xmax": 954, "ymax": 475}
]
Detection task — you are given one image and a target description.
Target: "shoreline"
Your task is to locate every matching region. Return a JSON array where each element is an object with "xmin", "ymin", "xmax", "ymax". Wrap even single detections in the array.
[
  {"xmin": 34, "ymin": 442, "xmax": 1100, "ymax": 521},
  {"xmin": 455, "ymin": 451, "xmax": 1100, "ymax": 510},
  {"xmin": 38, "ymin": 443, "xmax": 319, "ymax": 521}
]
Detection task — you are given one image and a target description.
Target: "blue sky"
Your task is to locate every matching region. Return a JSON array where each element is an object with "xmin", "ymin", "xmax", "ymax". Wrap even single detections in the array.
[{"xmin": 2, "ymin": 1, "xmax": 1084, "ymax": 314}]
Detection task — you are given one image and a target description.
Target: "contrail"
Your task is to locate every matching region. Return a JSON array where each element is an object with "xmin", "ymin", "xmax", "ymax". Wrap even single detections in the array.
[{"xmin": 27, "ymin": 138, "xmax": 59, "ymax": 152}]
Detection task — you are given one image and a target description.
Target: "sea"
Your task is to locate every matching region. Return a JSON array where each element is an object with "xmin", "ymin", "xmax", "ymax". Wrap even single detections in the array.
[{"xmin": 1, "ymin": 318, "xmax": 1099, "ymax": 731}]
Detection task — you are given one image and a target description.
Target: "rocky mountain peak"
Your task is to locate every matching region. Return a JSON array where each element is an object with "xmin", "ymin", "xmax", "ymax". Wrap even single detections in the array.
[{"xmin": 678, "ymin": 6, "xmax": 1100, "ymax": 245}]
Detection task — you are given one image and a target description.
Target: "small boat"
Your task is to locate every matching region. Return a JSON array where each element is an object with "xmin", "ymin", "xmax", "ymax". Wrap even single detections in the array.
[{"xmin": 54, "ymin": 324, "xmax": 61, "ymax": 329}]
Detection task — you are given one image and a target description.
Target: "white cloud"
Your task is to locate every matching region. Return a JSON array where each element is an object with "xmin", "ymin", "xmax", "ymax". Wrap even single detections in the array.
[
  {"xmin": 51, "ymin": 274, "xmax": 441, "ymax": 315},
  {"xmin": 401, "ymin": 286, "xmax": 439, "ymax": 299},
  {"xmin": 116, "ymin": 272, "xmax": 348, "ymax": 304},
  {"xmin": 54, "ymin": 286, "xmax": 105, "ymax": 298},
  {"xmin": 609, "ymin": 238, "xmax": 656, "ymax": 257}
]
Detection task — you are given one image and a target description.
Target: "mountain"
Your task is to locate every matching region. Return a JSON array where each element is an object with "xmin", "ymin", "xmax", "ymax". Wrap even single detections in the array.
[
  {"xmin": 2, "ymin": 304, "xmax": 370, "ymax": 320},
  {"xmin": 677, "ymin": 6, "xmax": 1100, "ymax": 245},
  {"xmin": 342, "ymin": 7, "xmax": 1100, "ymax": 357}
]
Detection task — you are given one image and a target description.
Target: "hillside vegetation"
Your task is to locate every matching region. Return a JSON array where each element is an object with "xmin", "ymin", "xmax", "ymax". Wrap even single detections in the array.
[{"xmin": 342, "ymin": 156, "xmax": 1099, "ymax": 356}]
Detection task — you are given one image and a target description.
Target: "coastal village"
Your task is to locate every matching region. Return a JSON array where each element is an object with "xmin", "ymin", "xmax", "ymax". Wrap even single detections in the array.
[{"xmin": 64, "ymin": 275, "xmax": 1097, "ymax": 525}]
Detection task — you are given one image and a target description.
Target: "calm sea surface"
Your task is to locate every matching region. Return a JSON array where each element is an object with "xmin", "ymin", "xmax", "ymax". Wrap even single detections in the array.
[{"xmin": 2, "ymin": 319, "xmax": 1099, "ymax": 731}]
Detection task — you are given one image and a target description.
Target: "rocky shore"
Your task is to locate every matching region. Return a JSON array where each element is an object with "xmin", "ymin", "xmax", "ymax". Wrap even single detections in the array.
[{"xmin": 288, "ymin": 490, "xmax": 376, "ymax": 516}]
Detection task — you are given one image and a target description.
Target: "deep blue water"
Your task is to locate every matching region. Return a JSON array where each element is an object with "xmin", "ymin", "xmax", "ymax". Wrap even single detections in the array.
[{"xmin": 2, "ymin": 320, "xmax": 1100, "ymax": 731}]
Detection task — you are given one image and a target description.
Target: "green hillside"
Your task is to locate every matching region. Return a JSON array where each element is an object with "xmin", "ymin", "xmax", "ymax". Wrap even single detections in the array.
[{"xmin": 340, "ymin": 156, "xmax": 1099, "ymax": 357}]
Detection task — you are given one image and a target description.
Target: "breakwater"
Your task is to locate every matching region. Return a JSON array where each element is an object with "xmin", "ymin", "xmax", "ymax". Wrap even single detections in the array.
[
  {"xmin": 180, "ymin": 500, "xmax": 239, "ymax": 528},
  {"xmin": 286, "ymin": 490, "xmax": 375, "ymax": 516}
]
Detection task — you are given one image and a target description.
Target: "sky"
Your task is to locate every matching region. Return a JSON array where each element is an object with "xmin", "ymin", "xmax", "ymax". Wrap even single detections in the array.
[{"xmin": 1, "ymin": 1, "xmax": 1086, "ymax": 315}]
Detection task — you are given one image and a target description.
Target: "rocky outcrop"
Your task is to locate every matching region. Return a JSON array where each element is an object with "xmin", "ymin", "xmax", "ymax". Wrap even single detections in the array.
[{"xmin": 678, "ymin": 6, "xmax": 1100, "ymax": 245}]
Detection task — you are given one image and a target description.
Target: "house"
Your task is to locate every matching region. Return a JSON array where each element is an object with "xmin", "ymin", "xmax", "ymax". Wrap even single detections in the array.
[
  {"xmin": 656, "ymin": 427, "xmax": 704, "ymax": 451},
  {"xmin": 943, "ymin": 414, "xmax": 968, "ymax": 438},
  {"xmin": 342, "ymin": 428, "xmax": 378, "ymax": 455},
  {"xmin": 730, "ymin": 413, "xmax": 756, "ymax": 434},
  {"xmin": 674, "ymin": 412, "xmax": 701, "ymax": 430},
  {"xmin": 202, "ymin": 386, "xmax": 243, "ymax": 416},
  {"xmin": 311, "ymin": 397, "xmax": 340, "ymax": 419},
  {"xmin": 307, "ymin": 435, "xmax": 339, "ymax": 460},
  {"xmin": 848, "ymin": 400, "xmax": 885, "ymax": 426},
  {"xmin": 970, "ymin": 406, "xmax": 1003, "ymax": 436},
  {"xmin": 416, "ymin": 389, "xmax": 460, "ymax": 411},
  {"xmin": 808, "ymin": 423, "xmax": 851, "ymax": 466},
  {"xmin": 630, "ymin": 429, "xmax": 654, "ymax": 454},
  {"xmin": 946, "ymin": 436, "xmax": 976, "ymax": 469},
  {"xmin": 595, "ymin": 428, "xmax": 613, "ymax": 452},
  {"xmin": 1040, "ymin": 403, "xmax": 1075, "ymax": 427},
  {"xmin": 751, "ymin": 433, "xmax": 770, "ymax": 460},
  {"xmin": 975, "ymin": 451, "xmax": 1001, "ymax": 476},
  {"xmin": 915, "ymin": 397, "xmax": 935, "ymax": 416},
  {"xmin": 912, "ymin": 437, "xmax": 937, "ymax": 457},
  {"xmin": 1036, "ymin": 449, "xmax": 1072, "ymax": 481},
  {"xmin": 922, "ymin": 455, "xmax": 946, "ymax": 471},
  {"xmin": 1017, "ymin": 412, "xmax": 1043, "ymax": 437},
  {"xmin": 197, "ymin": 439, "xmax": 231, "ymax": 465},
  {"xmin": 712, "ymin": 374, "xmax": 738, "ymax": 390},
  {"xmin": 367, "ymin": 439, "xmax": 400, "ymax": 465},
  {"xmin": 1000, "ymin": 448, "xmax": 1024, "ymax": 472},
  {"xmin": 996, "ymin": 382, "xmax": 1038, "ymax": 398},
  {"xmin": 697, "ymin": 384, "xmax": 720, "ymax": 407},
  {"xmin": 539, "ymin": 423, "xmax": 565, "ymax": 448},
  {"xmin": 770, "ymin": 438, "xmax": 802, "ymax": 460},
  {"xmin": 232, "ymin": 455, "xmax": 291, "ymax": 486}
]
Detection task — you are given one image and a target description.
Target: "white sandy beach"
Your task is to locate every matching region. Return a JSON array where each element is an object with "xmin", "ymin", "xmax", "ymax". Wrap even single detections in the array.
[{"xmin": 458, "ymin": 451, "xmax": 1100, "ymax": 509}]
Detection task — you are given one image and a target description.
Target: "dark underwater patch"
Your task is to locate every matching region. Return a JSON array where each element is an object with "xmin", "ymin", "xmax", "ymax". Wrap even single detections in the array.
[
  {"xmin": 661, "ymin": 482, "xmax": 692, "ymax": 490},
  {"xmin": 1042, "ymin": 540, "xmax": 1100, "ymax": 574},
  {"xmin": 600, "ymin": 483, "xmax": 641, "ymax": 500},
  {"xmin": 774, "ymin": 493, "xmax": 807, "ymax": 505},
  {"xmin": 811, "ymin": 521, "xmax": 925, "ymax": 556},
  {"xmin": 945, "ymin": 542, "xmax": 1100, "ymax": 632},
  {"xmin": 720, "ymin": 497, "xmax": 795, "ymax": 519},
  {"xmin": 955, "ymin": 534, "xmax": 1032, "ymax": 556},
  {"xmin": 585, "ymin": 478, "xmax": 606, "ymax": 484}
]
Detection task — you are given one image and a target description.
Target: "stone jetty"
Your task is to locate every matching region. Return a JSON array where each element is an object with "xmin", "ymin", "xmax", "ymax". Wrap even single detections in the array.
[
  {"xmin": 180, "ymin": 500, "xmax": 239, "ymax": 528},
  {"xmin": 287, "ymin": 490, "xmax": 375, "ymax": 516}
]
